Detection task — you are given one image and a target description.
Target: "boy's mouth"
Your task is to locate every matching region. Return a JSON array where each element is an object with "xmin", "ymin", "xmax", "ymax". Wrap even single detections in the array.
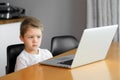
[{"xmin": 32, "ymin": 45, "xmax": 38, "ymax": 47}]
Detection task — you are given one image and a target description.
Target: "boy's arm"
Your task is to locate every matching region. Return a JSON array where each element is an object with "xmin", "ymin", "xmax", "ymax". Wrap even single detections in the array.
[{"xmin": 14, "ymin": 56, "xmax": 27, "ymax": 72}]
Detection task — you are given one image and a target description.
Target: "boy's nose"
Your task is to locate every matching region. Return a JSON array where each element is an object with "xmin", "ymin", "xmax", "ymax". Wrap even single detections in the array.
[{"xmin": 33, "ymin": 37, "xmax": 38, "ymax": 42}]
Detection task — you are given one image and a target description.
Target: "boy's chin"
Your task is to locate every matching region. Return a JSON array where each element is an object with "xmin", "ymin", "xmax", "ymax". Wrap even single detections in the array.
[{"xmin": 32, "ymin": 47, "xmax": 39, "ymax": 49}]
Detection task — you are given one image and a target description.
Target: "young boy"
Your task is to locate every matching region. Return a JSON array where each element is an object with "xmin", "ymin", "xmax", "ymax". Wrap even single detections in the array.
[{"xmin": 14, "ymin": 17, "xmax": 53, "ymax": 71}]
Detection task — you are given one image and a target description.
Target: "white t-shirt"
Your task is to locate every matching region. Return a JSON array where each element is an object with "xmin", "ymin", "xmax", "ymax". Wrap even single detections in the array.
[{"xmin": 14, "ymin": 48, "xmax": 53, "ymax": 71}]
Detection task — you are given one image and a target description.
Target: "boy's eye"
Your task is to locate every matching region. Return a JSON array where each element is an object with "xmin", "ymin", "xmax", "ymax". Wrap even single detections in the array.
[
  {"xmin": 37, "ymin": 36, "xmax": 40, "ymax": 38},
  {"xmin": 28, "ymin": 36, "xmax": 33, "ymax": 38},
  {"xmin": 27, "ymin": 36, "xmax": 41, "ymax": 39}
]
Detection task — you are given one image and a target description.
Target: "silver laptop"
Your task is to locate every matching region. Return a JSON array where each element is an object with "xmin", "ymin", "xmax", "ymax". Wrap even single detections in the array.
[{"xmin": 40, "ymin": 25, "xmax": 118, "ymax": 68}]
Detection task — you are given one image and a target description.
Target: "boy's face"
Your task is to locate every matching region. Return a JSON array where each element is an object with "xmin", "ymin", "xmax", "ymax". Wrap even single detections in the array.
[{"xmin": 20, "ymin": 27, "xmax": 42, "ymax": 53}]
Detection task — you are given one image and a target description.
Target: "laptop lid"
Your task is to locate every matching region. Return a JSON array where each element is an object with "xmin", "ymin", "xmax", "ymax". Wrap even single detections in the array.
[
  {"xmin": 40, "ymin": 25, "xmax": 118, "ymax": 68},
  {"xmin": 71, "ymin": 25, "xmax": 118, "ymax": 68}
]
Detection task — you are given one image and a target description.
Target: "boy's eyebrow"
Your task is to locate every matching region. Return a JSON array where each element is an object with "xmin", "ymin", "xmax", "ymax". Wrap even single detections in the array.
[{"xmin": 25, "ymin": 34, "xmax": 42, "ymax": 36}]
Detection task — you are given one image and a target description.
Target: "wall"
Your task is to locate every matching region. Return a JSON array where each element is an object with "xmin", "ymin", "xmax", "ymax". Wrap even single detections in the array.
[
  {"xmin": 1, "ymin": 0, "xmax": 86, "ymax": 49},
  {"xmin": 0, "ymin": 0, "xmax": 86, "ymax": 76},
  {"xmin": 0, "ymin": 22, "xmax": 22, "ymax": 76}
]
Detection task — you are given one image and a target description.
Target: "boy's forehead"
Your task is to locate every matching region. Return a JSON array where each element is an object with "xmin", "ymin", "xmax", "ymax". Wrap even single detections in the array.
[
  {"xmin": 24, "ymin": 27, "xmax": 42, "ymax": 35},
  {"xmin": 26, "ymin": 27, "xmax": 42, "ymax": 32}
]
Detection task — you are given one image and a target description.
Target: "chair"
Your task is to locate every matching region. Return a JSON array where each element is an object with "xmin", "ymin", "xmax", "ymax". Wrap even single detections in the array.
[
  {"xmin": 51, "ymin": 35, "xmax": 78, "ymax": 56},
  {"xmin": 6, "ymin": 44, "xmax": 24, "ymax": 74}
]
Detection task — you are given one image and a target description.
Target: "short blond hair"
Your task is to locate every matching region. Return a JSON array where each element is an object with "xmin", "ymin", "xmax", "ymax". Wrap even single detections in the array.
[{"xmin": 20, "ymin": 17, "xmax": 43, "ymax": 37}]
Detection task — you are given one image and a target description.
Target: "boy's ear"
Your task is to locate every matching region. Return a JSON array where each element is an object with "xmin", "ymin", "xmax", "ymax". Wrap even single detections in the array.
[{"xmin": 20, "ymin": 35, "xmax": 24, "ymax": 42}]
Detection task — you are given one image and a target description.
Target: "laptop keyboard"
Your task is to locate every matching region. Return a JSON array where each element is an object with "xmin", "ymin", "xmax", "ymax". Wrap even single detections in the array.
[{"xmin": 59, "ymin": 59, "xmax": 73, "ymax": 65}]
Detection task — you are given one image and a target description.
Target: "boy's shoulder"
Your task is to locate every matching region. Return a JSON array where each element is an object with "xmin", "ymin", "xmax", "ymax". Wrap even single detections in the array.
[
  {"xmin": 39, "ymin": 48, "xmax": 50, "ymax": 52},
  {"xmin": 17, "ymin": 50, "xmax": 26, "ymax": 58},
  {"xmin": 39, "ymin": 48, "xmax": 53, "ymax": 58},
  {"xmin": 39, "ymin": 48, "xmax": 52, "ymax": 55}
]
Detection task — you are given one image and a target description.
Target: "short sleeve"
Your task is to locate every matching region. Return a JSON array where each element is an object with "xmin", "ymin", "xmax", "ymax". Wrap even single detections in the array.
[
  {"xmin": 44, "ymin": 49, "xmax": 53, "ymax": 58},
  {"xmin": 40, "ymin": 49, "xmax": 53, "ymax": 61}
]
